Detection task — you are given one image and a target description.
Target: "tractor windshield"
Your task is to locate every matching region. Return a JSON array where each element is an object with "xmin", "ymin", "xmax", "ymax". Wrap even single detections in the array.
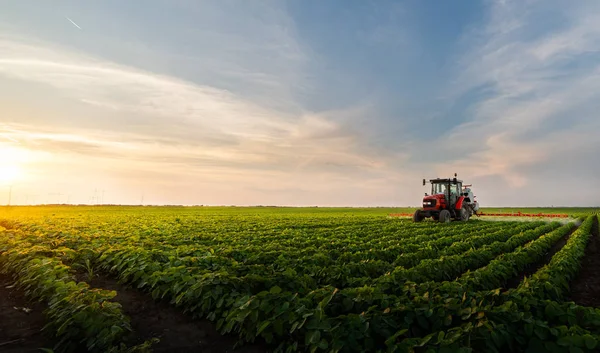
[{"xmin": 432, "ymin": 183, "xmax": 447, "ymax": 195}]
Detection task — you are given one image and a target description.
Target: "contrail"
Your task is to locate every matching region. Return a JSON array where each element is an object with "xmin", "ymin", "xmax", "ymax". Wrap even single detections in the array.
[{"xmin": 66, "ymin": 16, "xmax": 82, "ymax": 30}]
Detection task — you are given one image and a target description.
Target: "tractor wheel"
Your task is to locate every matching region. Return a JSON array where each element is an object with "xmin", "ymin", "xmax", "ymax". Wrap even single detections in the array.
[
  {"xmin": 413, "ymin": 210, "xmax": 425, "ymax": 222},
  {"xmin": 459, "ymin": 205, "xmax": 470, "ymax": 222},
  {"xmin": 439, "ymin": 210, "xmax": 451, "ymax": 223}
]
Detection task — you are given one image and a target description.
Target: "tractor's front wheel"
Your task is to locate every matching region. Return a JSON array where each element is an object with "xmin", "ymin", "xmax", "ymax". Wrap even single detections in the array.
[
  {"xmin": 413, "ymin": 210, "xmax": 425, "ymax": 222},
  {"xmin": 439, "ymin": 210, "xmax": 451, "ymax": 223}
]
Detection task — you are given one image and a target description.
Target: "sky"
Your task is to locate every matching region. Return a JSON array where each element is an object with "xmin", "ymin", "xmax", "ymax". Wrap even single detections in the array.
[{"xmin": 0, "ymin": 0, "xmax": 599, "ymax": 207}]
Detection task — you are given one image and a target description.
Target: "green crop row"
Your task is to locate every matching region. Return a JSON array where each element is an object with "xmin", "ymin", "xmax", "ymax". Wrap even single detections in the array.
[
  {"xmin": 219, "ymin": 223, "xmax": 566, "ymax": 352},
  {"xmin": 212, "ymin": 219, "xmax": 591, "ymax": 352},
  {"xmin": 457, "ymin": 222, "xmax": 576, "ymax": 291},
  {"xmin": 0, "ymin": 226, "xmax": 157, "ymax": 353},
  {"xmin": 378, "ymin": 222, "xmax": 559, "ymax": 285},
  {"xmin": 389, "ymin": 215, "xmax": 600, "ymax": 353},
  {"xmin": 514, "ymin": 215, "xmax": 595, "ymax": 301},
  {"xmin": 392, "ymin": 222, "xmax": 541, "ymax": 268},
  {"xmin": 6, "ymin": 218, "xmax": 522, "ymax": 296}
]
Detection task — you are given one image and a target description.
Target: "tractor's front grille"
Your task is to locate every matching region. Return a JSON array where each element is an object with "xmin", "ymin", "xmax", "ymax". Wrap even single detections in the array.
[{"xmin": 423, "ymin": 199, "xmax": 436, "ymax": 208}]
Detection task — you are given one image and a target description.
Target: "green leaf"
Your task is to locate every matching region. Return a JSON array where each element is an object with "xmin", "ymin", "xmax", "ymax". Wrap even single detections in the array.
[
  {"xmin": 534, "ymin": 327, "xmax": 548, "ymax": 340},
  {"xmin": 290, "ymin": 321, "xmax": 300, "ymax": 333},
  {"xmin": 308, "ymin": 330, "xmax": 321, "ymax": 345},
  {"xmin": 416, "ymin": 333, "xmax": 434, "ymax": 347},
  {"xmin": 270, "ymin": 286, "xmax": 282, "ymax": 294},
  {"xmin": 524, "ymin": 323, "xmax": 534, "ymax": 337},
  {"xmin": 385, "ymin": 329, "xmax": 409, "ymax": 345},
  {"xmin": 583, "ymin": 335, "xmax": 597, "ymax": 350},
  {"xmin": 318, "ymin": 339, "xmax": 328, "ymax": 350},
  {"xmin": 257, "ymin": 321, "xmax": 271, "ymax": 335},
  {"xmin": 557, "ymin": 336, "xmax": 571, "ymax": 347}
]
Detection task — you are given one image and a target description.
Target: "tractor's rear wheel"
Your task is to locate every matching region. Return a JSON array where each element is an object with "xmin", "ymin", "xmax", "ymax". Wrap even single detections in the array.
[
  {"xmin": 459, "ymin": 205, "xmax": 470, "ymax": 221},
  {"xmin": 439, "ymin": 210, "xmax": 451, "ymax": 223},
  {"xmin": 413, "ymin": 210, "xmax": 425, "ymax": 222}
]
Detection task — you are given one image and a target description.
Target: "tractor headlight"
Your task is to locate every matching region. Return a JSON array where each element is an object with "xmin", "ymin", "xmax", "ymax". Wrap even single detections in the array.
[{"xmin": 423, "ymin": 199, "xmax": 436, "ymax": 207}]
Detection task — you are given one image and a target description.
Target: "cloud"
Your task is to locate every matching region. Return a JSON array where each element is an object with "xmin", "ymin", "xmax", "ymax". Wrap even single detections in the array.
[
  {"xmin": 0, "ymin": 39, "xmax": 287, "ymax": 135},
  {"xmin": 0, "ymin": 32, "xmax": 416, "ymax": 206},
  {"xmin": 424, "ymin": 0, "xmax": 600, "ymax": 197}
]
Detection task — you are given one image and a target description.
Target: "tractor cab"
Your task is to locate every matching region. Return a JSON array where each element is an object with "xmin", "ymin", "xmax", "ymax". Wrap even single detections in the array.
[
  {"xmin": 414, "ymin": 173, "xmax": 479, "ymax": 223},
  {"xmin": 427, "ymin": 178, "xmax": 462, "ymax": 207}
]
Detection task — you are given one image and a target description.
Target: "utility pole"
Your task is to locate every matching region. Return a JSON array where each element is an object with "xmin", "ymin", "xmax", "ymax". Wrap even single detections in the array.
[{"xmin": 7, "ymin": 185, "xmax": 12, "ymax": 206}]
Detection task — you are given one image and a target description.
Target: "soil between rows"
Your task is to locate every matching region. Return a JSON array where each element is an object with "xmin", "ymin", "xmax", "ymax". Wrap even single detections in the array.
[
  {"xmin": 503, "ymin": 224, "xmax": 578, "ymax": 289},
  {"xmin": 568, "ymin": 215, "xmax": 600, "ymax": 307},
  {"xmin": 84, "ymin": 275, "xmax": 268, "ymax": 353},
  {"xmin": 0, "ymin": 273, "xmax": 54, "ymax": 353}
]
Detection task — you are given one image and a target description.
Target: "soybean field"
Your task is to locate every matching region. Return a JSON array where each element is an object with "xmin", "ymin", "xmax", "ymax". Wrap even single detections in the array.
[{"xmin": 0, "ymin": 206, "xmax": 599, "ymax": 353}]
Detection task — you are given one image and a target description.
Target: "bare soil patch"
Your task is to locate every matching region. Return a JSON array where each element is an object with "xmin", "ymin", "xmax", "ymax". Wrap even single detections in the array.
[
  {"xmin": 85, "ymin": 275, "xmax": 268, "ymax": 353},
  {"xmin": 568, "ymin": 216, "xmax": 600, "ymax": 307},
  {"xmin": 0, "ymin": 273, "xmax": 53, "ymax": 353}
]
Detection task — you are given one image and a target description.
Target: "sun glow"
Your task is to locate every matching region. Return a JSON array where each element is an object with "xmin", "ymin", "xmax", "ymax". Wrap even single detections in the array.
[
  {"xmin": 0, "ymin": 145, "xmax": 32, "ymax": 184},
  {"xmin": 0, "ymin": 165, "xmax": 21, "ymax": 184}
]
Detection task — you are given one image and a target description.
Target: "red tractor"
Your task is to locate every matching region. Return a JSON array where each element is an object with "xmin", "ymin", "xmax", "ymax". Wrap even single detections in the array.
[{"xmin": 413, "ymin": 174, "xmax": 480, "ymax": 223}]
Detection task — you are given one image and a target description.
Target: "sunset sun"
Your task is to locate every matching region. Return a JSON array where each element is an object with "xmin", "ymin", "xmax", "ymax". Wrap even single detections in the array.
[{"xmin": 0, "ymin": 164, "xmax": 22, "ymax": 184}]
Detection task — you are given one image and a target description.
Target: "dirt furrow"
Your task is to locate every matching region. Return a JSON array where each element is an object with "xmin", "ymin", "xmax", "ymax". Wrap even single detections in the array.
[
  {"xmin": 83, "ymin": 274, "xmax": 268, "ymax": 353},
  {"xmin": 0, "ymin": 273, "xmax": 53, "ymax": 353},
  {"xmin": 568, "ymin": 215, "xmax": 600, "ymax": 307}
]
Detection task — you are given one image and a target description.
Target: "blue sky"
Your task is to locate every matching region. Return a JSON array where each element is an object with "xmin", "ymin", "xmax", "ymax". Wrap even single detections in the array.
[{"xmin": 0, "ymin": 0, "xmax": 599, "ymax": 206}]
